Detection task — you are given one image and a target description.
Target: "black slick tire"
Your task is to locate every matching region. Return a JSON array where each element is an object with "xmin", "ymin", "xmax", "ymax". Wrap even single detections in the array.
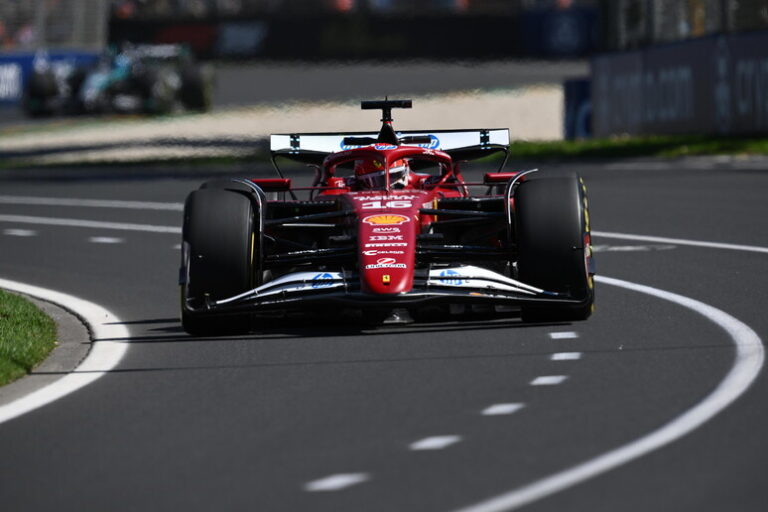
[
  {"xmin": 22, "ymin": 69, "xmax": 58, "ymax": 117},
  {"xmin": 179, "ymin": 65, "xmax": 211, "ymax": 112},
  {"xmin": 514, "ymin": 172, "xmax": 594, "ymax": 323},
  {"xmin": 181, "ymin": 189, "xmax": 257, "ymax": 335}
]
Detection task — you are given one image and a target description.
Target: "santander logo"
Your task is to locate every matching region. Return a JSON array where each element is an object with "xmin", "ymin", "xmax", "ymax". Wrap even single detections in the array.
[{"xmin": 364, "ymin": 256, "xmax": 407, "ymax": 269}]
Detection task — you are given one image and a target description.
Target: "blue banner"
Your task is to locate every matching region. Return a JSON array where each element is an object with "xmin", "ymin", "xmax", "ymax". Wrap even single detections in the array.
[{"xmin": 0, "ymin": 51, "xmax": 99, "ymax": 105}]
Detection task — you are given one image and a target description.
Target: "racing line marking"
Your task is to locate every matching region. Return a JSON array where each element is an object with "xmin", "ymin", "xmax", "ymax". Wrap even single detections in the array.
[
  {"xmin": 593, "ymin": 231, "xmax": 768, "ymax": 255},
  {"xmin": 0, "ymin": 215, "xmax": 181, "ymax": 234},
  {"xmin": 0, "ymin": 195, "xmax": 184, "ymax": 211},
  {"xmin": 304, "ymin": 473, "xmax": 371, "ymax": 492},
  {"xmin": 3, "ymin": 228, "xmax": 37, "ymax": 237},
  {"xmin": 88, "ymin": 236, "xmax": 125, "ymax": 244},
  {"xmin": 550, "ymin": 352, "xmax": 582, "ymax": 361},
  {"xmin": 410, "ymin": 436, "xmax": 463, "ymax": 451},
  {"xmin": 529, "ymin": 376, "xmax": 568, "ymax": 386},
  {"xmin": 482, "ymin": 403, "xmax": 525, "ymax": 416},
  {"xmin": 591, "ymin": 244, "xmax": 676, "ymax": 252},
  {"xmin": 451, "ymin": 275, "xmax": 765, "ymax": 512},
  {"xmin": 548, "ymin": 332, "xmax": 579, "ymax": 340},
  {"xmin": 0, "ymin": 278, "xmax": 130, "ymax": 425}
]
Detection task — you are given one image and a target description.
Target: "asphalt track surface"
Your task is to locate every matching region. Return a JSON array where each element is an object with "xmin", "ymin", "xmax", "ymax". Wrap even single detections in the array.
[{"xmin": 0, "ymin": 158, "xmax": 767, "ymax": 511}]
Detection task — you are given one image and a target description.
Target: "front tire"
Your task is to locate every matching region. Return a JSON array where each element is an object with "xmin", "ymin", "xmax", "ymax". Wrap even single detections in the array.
[
  {"xmin": 514, "ymin": 172, "xmax": 594, "ymax": 322},
  {"xmin": 181, "ymin": 189, "xmax": 258, "ymax": 335},
  {"xmin": 22, "ymin": 69, "xmax": 58, "ymax": 117}
]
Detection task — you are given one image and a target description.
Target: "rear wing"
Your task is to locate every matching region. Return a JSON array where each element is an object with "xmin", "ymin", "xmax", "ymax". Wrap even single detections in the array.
[{"xmin": 270, "ymin": 128, "xmax": 510, "ymax": 165}]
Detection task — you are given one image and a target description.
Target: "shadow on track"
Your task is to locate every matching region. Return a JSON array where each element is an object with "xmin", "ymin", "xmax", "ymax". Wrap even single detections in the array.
[{"xmin": 101, "ymin": 312, "xmax": 574, "ymax": 344}]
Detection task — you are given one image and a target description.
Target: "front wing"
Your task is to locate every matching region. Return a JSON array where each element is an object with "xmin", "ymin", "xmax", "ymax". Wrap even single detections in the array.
[{"xmin": 182, "ymin": 265, "xmax": 586, "ymax": 317}]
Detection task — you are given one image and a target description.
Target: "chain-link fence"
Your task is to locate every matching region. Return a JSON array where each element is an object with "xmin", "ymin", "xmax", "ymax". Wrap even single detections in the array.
[
  {"xmin": 604, "ymin": 0, "xmax": 768, "ymax": 51},
  {"xmin": 0, "ymin": 0, "xmax": 108, "ymax": 52}
]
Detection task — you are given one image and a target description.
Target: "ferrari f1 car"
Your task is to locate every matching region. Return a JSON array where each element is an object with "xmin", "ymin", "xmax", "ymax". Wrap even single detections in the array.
[{"xmin": 180, "ymin": 100, "xmax": 594, "ymax": 335}]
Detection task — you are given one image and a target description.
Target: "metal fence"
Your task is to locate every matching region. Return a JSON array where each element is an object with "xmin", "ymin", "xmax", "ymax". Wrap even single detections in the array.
[
  {"xmin": 0, "ymin": 0, "xmax": 108, "ymax": 52},
  {"xmin": 604, "ymin": 0, "xmax": 768, "ymax": 51}
]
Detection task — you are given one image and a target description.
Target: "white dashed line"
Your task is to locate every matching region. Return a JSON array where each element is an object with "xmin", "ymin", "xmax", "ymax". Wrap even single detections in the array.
[
  {"xmin": 0, "ymin": 195, "xmax": 183, "ymax": 211},
  {"xmin": 3, "ymin": 228, "xmax": 37, "ymax": 237},
  {"xmin": 548, "ymin": 331, "xmax": 579, "ymax": 340},
  {"xmin": 0, "ymin": 215, "xmax": 180, "ymax": 234},
  {"xmin": 451, "ymin": 275, "xmax": 765, "ymax": 512},
  {"xmin": 304, "ymin": 473, "xmax": 370, "ymax": 492},
  {"xmin": 482, "ymin": 403, "xmax": 525, "ymax": 416},
  {"xmin": 550, "ymin": 352, "xmax": 582, "ymax": 361},
  {"xmin": 530, "ymin": 375, "xmax": 568, "ymax": 386},
  {"xmin": 89, "ymin": 236, "xmax": 124, "ymax": 244},
  {"xmin": 410, "ymin": 435, "xmax": 463, "ymax": 450}
]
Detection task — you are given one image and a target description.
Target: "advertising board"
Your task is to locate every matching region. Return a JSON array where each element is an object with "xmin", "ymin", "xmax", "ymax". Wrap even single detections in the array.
[{"xmin": 592, "ymin": 30, "xmax": 768, "ymax": 136}]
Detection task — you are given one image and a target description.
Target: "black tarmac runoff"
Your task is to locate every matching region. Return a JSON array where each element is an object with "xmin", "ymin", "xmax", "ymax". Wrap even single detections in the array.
[{"xmin": 0, "ymin": 160, "xmax": 767, "ymax": 512}]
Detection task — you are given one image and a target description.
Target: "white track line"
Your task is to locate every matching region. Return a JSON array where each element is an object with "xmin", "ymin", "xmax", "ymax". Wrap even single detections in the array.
[
  {"xmin": 592, "ymin": 244, "xmax": 676, "ymax": 253},
  {"xmin": 0, "ymin": 278, "xmax": 130, "ymax": 425},
  {"xmin": 482, "ymin": 403, "xmax": 525, "ymax": 416},
  {"xmin": 550, "ymin": 352, "xmax": 582, "ymax": 361},
  {"xmin": 410, "ymin": 435, "xmax": 463, "ymax": 450},
  {"xmin": 304, "ymin": 473, "xmax": 370, "ymax": 492},
  {"xmin": 593, "ymin": 231, "xmax": 768, "ymax": 255},
  {"xmin": 88, "ymin": 236, "xmax": 124, "ymax": 244},
  {"xmin": 0, "ymin": 215, "xmax": 180, "ymax": 234},
  {"xmin": 451, "ymin": 275, "xmax": 765, "ymax": 512},
  {"xmin": 3, "ymin": 228, "xmax": 37, "ymax": 237},
  {"xmin": 0, "ymin": 195, "xmax": 183, "ymax": 211},
  {"xmin": 548, "ymin": 332, "xmax": 579, "ymax": 340},
  {"xmin": 530, "ymin": 375, "xmax": 568, "ymax": 386}
]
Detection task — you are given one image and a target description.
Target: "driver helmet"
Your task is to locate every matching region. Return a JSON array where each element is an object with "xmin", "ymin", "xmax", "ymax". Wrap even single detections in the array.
[{"xmin": 354, "ymin": 158, "xmax": 410, "ymax": 189}]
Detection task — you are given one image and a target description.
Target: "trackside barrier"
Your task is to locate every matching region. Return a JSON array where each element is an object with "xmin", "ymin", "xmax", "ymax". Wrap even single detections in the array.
[
  {"xmin": 0, "ymin": 51, "xmax": 99, "ymax": 106},
  {"xmin": 109, "ymin": 11, "xmax": 600, "ymax": 60},
  {"xmin": 592, "ymin": 30, "xmax": 768, "ymax": 137}
]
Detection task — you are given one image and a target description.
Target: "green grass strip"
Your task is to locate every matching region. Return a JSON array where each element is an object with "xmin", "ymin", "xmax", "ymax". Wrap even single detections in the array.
[{"xmin": 0, "ymin": 289, "xmax": 57, "ymax": 386}]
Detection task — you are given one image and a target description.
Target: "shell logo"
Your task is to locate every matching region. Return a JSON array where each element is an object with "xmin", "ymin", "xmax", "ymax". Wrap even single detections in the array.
[{"xmin": 363, "ymin": 214, "xmax": 410, "ymax": 225}]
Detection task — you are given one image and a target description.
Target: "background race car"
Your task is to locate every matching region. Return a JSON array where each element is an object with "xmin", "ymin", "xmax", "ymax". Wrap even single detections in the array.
[{"xmin": 22, "ymin": 44, "xmax": 213, "ymax": 117}]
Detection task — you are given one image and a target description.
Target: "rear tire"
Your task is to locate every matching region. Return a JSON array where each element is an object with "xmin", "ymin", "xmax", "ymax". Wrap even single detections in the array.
[
  {"xmin": 514, "ymin": 172, "xmax": 594, "ymax": 323},
  {"xmin": 134, "ymin": 68, "xmax": 174, "ymax": 115},
  {"xmin": 179, "ymin": 65, "xmax": 212, "ymax": 112},
  {"xmin": 181, "ymin": 189, "xmax": 258, "ymax": 335}
]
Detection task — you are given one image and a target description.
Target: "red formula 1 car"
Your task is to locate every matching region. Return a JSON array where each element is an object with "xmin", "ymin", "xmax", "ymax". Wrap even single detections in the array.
[{"xmin": 180, "ymin": 100, "xmax": 594, "ymax": 335}]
